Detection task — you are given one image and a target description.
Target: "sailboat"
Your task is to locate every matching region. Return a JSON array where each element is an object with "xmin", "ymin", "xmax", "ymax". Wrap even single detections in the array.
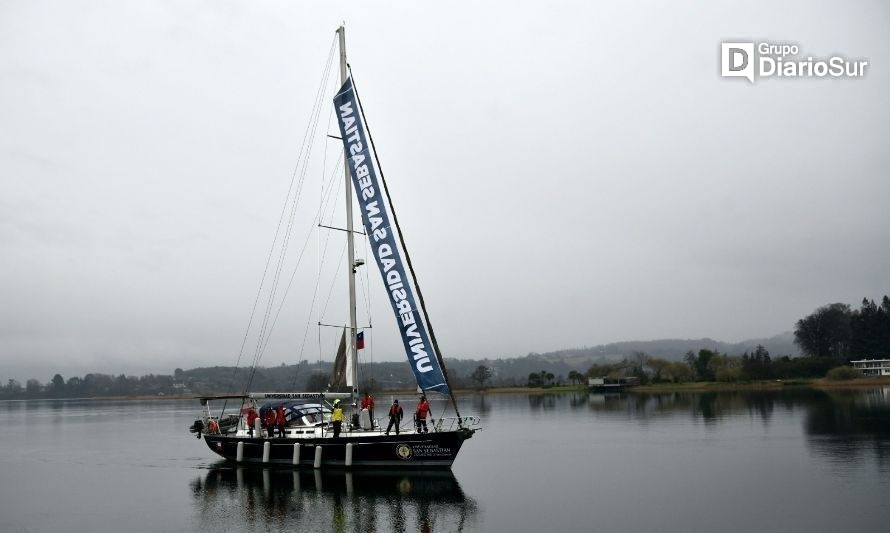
[{"xmin": 192, "ymin": 26, "xmax": 479, "ymax": 468}]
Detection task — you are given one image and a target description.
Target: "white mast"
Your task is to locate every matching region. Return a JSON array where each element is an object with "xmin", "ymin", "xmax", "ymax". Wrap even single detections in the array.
[{"xmin": 337, "ymin": 25, "xmax": 359, "ymax": 406}]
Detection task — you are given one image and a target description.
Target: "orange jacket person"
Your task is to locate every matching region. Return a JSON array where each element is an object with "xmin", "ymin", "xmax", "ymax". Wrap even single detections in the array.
[
  {"xmin": 415, "ymin": 396, "xmax": 430, "ymax": 433},
  {"xmin": 361, "ymin": 394, "xmax": 375, "ymax": 426},
  {"xmin": 275, "ymin": 405, "xmax": 287, "ymax": 438},
  {"xmin": 263, "ymin": 407, "xmax": 276, "ymax": 438},
  {"xmin": 386, "ymin": 399, "xmax": 403, "ymax": 435},
  {"xmin": 246, "ymin": 408, "xmax": 258, "ymax": 437}
]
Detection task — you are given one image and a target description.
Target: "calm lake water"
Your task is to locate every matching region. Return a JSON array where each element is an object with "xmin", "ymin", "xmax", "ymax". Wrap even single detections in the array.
[{"xmin": 1, "ymin": 388, "xmax": 889, "ymax": 532}]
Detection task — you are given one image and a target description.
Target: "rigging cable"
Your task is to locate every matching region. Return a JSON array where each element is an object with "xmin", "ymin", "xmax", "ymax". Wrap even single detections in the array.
[
  {"xmin": 258, "ymin": 152, "xmax": 344, "ymax": 387},
  {"xmin": 291, "ymin": 155, "xmax": 345, "ymax": 388},
  {"xmin": 258, "ymin": 162, "xmax": 341, "ymax": 375},
  {"xmin": 245, "ymin": 58, "xmax": 333, "ymax": 388},
  {"xmin": 240, "ymin": 35, "xmax": 337, "ymax": 393},
  {"xmin": 287, "ymin": 154, "xmax": 345, "ymax": 388},
  {"xmin": 313, "ymin": 96, "xmax": 335, "ymax": 371}
]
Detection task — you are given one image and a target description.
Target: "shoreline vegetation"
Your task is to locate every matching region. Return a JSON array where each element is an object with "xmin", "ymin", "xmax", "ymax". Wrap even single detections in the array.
[
  {"xmin": 466, "ymin": 376, "xmax": 890, "ymax": 395},
  {"xmin": 4, "ymin": 295, "xmax": 888, "ymax": 402},
  {"xmin": 2, "ymin": 377, "xmax": 887, "ymax": 402}
]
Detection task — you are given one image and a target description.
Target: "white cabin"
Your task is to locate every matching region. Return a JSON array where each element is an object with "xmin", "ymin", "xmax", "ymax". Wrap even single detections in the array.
[{"xmin": 850, "ymin": 359, "xmax": 890, "ymax": 377}]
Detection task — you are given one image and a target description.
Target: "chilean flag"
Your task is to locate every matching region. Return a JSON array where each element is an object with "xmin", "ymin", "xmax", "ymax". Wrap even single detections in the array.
[{"xmin": 356, "ymin": 331, "xmax": 365, "ymax": 350}]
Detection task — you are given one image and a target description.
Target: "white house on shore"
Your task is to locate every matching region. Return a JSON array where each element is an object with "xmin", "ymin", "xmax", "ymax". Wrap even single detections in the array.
[{"xmin": 850, "ymin": 359, "xmax": 890, "ymax": 377}]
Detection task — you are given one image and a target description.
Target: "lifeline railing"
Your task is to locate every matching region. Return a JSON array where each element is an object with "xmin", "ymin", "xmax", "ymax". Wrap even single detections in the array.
[{"xmin": 434, "ymin": 416, "xmax": 482, "ymax": 432}]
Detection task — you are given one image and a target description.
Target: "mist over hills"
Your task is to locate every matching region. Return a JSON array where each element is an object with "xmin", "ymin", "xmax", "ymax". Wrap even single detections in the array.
[{"xmin": 4, "ymin": 332, "xmax": 798, "ymax": 388}]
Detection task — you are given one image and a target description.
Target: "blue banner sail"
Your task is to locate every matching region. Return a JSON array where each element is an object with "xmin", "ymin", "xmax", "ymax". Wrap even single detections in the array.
[{"xmin": 333, "ymin": 78, "xmax": 449, "ymax": 394}]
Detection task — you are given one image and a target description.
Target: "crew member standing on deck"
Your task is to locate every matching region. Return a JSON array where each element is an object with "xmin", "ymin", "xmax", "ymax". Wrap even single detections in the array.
[
  {"xmin": 361, "ymin": 393, "xmax": 375, "ymax": 427},
  {"xmin": 415, "ymin": 396, "xmax": 430, "ymax": 433},
  {"xmin": 246, "ymin": 407, "xmax": 258, "ymax": 437},
  {"xmin": 275, "ymin": 405, "xmax": 287, "ymax": 437},
  {"xmin": 385, "ymin": 399, "xmax": 403, "ymax": 435},
  {"xmin": 263, "ymin": 407, "xmax": 276, "ymax": 438},
  {"xmin": 331, "ymin": 399, "xmax": 344, "ymax": 438}
]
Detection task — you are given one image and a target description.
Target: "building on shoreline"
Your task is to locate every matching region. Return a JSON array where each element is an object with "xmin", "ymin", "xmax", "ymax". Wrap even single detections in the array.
[
  {"xmin": 850, "ymin": 359, "xmax": 890, "ymax": 377},
  {"xmin": 588, "ymin": 376, "xmax": 640, "ymax": 391}
]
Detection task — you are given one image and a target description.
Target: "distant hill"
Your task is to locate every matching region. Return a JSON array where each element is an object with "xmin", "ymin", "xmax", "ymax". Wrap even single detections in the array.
[
  {"xmin": 2, "ymin": 333, "xmax": 800, "ymax": 396},
  {"xmin": 164, "ymin": 332, "xmax": 801, "ymax": 391},
  {"xmin": 444, "ymin": 331, "xmax": 799, "ymax": 386},
  {"xmin": 531, "ymin": 331, "xmax": 799, "ymax": 367}
]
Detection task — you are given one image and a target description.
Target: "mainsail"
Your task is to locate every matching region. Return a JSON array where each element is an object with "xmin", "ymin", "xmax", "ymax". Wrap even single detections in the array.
[
  {"xmin": 333, "ymin": 77, "xmax": 449, "ymax": 394},
  {"xmin": 329, "ymin": 328, "xmax": 348, "ymax": 389}
]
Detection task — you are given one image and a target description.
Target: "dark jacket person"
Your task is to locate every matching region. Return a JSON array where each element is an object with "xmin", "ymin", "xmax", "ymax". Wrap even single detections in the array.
[{"xmin": 386, "ymin": 399, "xmax": 403, "ymax": 435}]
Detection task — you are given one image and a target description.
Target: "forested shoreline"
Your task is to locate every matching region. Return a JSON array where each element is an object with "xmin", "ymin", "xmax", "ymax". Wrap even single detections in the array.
[{"xmin": 3, "ymin": 295, "xmax": 887, "ymax": 400}]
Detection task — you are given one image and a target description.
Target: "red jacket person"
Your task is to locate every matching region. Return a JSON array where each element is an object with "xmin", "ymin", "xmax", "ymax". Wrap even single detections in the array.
[{"xmin": 415, "ymin": 396, "xmax": 430, "ymax": 433}]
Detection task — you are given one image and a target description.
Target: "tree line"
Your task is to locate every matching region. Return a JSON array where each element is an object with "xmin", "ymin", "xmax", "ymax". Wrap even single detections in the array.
[
  {"xmin": 0, "ymin": 359, "xmax": 549, "ymax": 399},
  {"xmin": 573, "ymin": 295, "xmax": 890, "ymax": 386},
  {"xmin": 578, "ymin": 346, "xmax": 849, "ymax": 385},
  {"xmin": 1, "ymin": 372, "xmax": 178, "ymax": 400},
  {"xmin": 5, "ymin": 295, "xmax": 886, "ymax": 398},
  {"xmin": 0, "ymin": 356, "xmax": 588, "ymax": 399}
]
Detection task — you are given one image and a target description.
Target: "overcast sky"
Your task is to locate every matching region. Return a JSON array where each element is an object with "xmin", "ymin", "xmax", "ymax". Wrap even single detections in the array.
[{"xmin": 2, "ymin": 1, "xmax": 888, "ymax": 381}]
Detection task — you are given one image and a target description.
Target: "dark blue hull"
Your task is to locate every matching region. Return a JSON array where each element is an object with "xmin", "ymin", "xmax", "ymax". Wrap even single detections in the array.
[{"xmin": 203, "ymin": 429, "xmax": 474, "ymax": 468}]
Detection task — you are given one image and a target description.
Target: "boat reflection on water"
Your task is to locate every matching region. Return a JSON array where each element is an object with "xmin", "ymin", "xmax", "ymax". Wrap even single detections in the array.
[{"xmin": 190, "ymin": 464, "xmax": 478, "ymax": 532}]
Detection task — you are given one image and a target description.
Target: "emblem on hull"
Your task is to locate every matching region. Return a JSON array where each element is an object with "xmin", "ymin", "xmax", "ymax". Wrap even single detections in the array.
[{"xmin": 395, "ymin": 443, "xmax": 412, "ymax": 460}]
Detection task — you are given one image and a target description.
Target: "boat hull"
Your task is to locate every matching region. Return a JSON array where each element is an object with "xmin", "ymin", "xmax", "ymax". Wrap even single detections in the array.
[{"xmin": 203, "ymin": 429, "xmax": 473, "ymax": 468}]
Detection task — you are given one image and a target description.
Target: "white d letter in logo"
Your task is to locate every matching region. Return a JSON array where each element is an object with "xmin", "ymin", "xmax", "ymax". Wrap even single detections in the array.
[{"xmin": 721, "ymin": 42, "xmax": 755, "ymax": 83}]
